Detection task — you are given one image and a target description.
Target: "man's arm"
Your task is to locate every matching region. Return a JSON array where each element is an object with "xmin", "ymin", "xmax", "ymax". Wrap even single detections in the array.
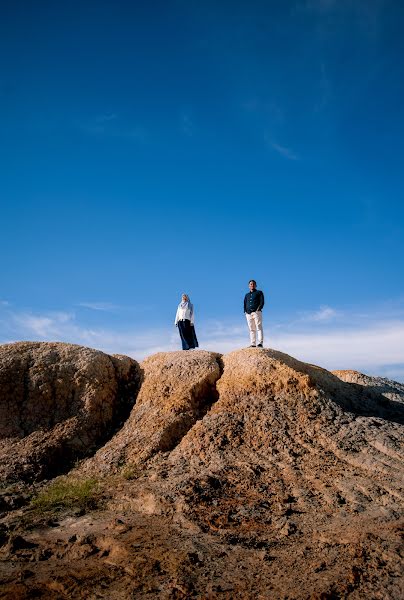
[
  {"xmin": 258, "ymin": 291, "xmax": 265, "ymax": 311},
  {"xmin": 243, "ymin": 294, "xmax": 247, "ymax": 313}
]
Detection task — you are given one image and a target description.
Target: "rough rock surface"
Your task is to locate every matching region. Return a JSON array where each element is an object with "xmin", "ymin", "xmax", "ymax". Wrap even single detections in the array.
[
  {"xmin": 0, "ymin": 347, "xmax": 403, "ymax": 599},
  {"xmin": 80, "ymin": 350, "xmax": 222, "ymax": 476},
  {"xmin": 0, "ymin": 342, "xmax": 141, "ymax": 483},
  {"xmin": 333, "ymin": 369, "xmax": 404, "ymax": 404}
]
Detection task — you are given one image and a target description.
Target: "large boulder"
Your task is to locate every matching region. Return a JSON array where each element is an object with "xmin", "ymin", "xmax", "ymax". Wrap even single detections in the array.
[{"xmin": 0, "ymin": 342, "xmax": 141, "ymax": 482}]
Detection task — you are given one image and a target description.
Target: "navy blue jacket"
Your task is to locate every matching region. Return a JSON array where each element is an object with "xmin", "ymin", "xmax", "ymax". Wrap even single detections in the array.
[{"xmin": 244, "ymin": 289, "xmax": 265, "ymax": 314}]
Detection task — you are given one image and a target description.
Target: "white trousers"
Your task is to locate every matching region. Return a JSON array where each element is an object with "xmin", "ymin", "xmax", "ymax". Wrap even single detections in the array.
[{"xmin": 246, "ymin": 311, "xmax": 263, "ymax": 346}]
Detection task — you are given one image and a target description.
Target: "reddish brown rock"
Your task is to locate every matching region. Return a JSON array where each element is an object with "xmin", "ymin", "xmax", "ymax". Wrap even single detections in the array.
[{"xmin": 0, "ymin": 342, "xmax": 141, "ymax": 482}]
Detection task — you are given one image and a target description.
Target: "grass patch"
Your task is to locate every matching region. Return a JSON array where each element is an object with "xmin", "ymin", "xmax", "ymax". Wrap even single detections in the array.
[
  {"xmin": 31, "ymin": 476, "xmax": 99, "ymax": 513},
  {"xmin": 120, "ymin": 464, "xmax": 141, "ymax": 480}
]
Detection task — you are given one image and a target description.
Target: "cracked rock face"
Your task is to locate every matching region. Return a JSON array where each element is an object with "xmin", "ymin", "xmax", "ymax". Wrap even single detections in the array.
[
  {"xmin": 80, "ymin": 350, "xmax": 222, "ymax": 476},
  {"xmin": 0, "ymin": 342, "xmax": 141, "ymax": 482}
]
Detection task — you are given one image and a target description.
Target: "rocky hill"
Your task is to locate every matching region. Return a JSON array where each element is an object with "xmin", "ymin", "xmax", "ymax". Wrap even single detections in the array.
[
  {"xmin": 333, "ymin": 369, "xmax": 404, "ymax": 404},
  {"xmin": 0, "ymin": 343, "xmax": 403, "ymax": 599}
]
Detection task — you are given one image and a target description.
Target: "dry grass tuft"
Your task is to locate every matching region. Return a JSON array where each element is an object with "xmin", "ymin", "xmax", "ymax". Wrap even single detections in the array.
[{"xmin": 31, "ymin": 476, "xmax": 99, "ymax": 512}]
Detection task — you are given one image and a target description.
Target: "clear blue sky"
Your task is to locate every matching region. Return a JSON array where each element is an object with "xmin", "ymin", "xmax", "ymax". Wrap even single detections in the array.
[{"xmin": 1, "ymin": 1, "xmax": 403, "ymax": 379}]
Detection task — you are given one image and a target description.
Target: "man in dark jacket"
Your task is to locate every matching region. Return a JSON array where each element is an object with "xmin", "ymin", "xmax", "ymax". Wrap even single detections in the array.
[{"xmin": 244, "ymin": 279, "xmax": 265, "ymax": 347}]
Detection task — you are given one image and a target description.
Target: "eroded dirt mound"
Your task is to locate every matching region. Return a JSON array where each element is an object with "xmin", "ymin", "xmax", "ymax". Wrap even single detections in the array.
[
  {"xmin": 0, "ymin": 342, "xmax": 141, "ymax": 483},
  {"xmin": 333, "ymin": 369, "xmax": 404, "ymax": 404},
  {"xmin": 161, "ymin": 348, "xmax": 403, "ymax": 524},
  {"xmin": 0, "ymin": 348, "xmax": 403, "ymax": 599},
  {"xmin": 80, "ymin": 350, "xmax": 222, "ymax": 476}
]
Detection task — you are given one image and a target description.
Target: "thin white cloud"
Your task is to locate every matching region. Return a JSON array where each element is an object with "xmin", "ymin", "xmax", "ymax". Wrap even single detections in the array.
[
  {"xmin": 278, "ymin": 305, "xmax": 340, "ymax": 330},
  {"xmin": 0, "ymin": 300, "xmax": 9, "ymax": 306},
  {"xmin": 4, "ymin": 309, "xmax": 177, "ymax": 360},
  {"xmin": 269, "ymin": 141, "xmax": 299, "ymax": 161},
  {"xmin": 78, "ymin": 302, "xmax": 119, "ymax": 312},
  {"xmin": 272, "ymin": 322, "xmax": 404, "ymax": 376},
  {"xmin": 302, "ymin": 305, "xmax": 339, "ymax": 322},
  {"xmin": 12, "ymin": 311, "xmax": 77, "ymax": 338}
]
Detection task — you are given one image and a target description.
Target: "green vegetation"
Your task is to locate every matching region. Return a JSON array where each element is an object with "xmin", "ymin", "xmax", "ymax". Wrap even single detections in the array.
[
  {"xmin": 31, "ymin": 476, "xmax": 99, "ymax": 512},
  {"xmin": 120, "ymin": 464, "xmax": 141, "ymax": 480}
]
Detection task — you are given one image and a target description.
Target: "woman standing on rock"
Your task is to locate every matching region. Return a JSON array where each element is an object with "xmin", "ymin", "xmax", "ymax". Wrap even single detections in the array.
[{"xmin": 175, "ymin": 294, "xmax": 199, "ymax": 350}]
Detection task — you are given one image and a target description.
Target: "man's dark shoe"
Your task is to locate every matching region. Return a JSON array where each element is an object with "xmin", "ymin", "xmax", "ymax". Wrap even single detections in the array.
[
  {"xmin": 249, "ymin": 345, "xmax": 256, "ymax": 348},
  {"xmin": 257, "ymin": 343, "xmax": 263, "ymax": 348}
]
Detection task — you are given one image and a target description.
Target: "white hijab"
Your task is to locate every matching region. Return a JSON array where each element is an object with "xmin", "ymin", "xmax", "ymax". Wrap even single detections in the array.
[
  {"xmin": 176, "ymin": 294, "xmax": 194, "ymax": 324},
  {"xmin": 180, "ymin": 294, "xmax": 193, "ymax": 312}
]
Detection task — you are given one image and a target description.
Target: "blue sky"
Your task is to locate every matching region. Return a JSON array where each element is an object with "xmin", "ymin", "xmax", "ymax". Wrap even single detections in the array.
[{"xmin": 1, "ymin": 0, "xmax": 403, "ymax": 380}]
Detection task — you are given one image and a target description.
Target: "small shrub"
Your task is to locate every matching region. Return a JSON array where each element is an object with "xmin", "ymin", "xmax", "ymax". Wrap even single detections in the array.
[{"xmin": 31, "ymin": 477, "xmax": 99, "ymax": 512}]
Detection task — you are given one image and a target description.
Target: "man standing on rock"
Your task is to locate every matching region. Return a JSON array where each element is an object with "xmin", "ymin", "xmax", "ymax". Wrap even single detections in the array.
[{"xmin": 244, "ymin": 279, "xmax": 265, "ymax": 348}]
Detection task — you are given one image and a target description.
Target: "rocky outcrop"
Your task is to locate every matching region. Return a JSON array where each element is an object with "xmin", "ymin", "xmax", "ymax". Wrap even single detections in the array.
[
  {"xmin": 164, "ymin": 349, "xmax": 404, "ymax": 516},
  {"xmin": 1, "ymin": 347, "xmax": 403, "ymax": 599},
  {"xmin": 71, "ymin": 349, "xmax": 404, "ymax": 597},
  {"xmin": 80, "ymin": 350, "xmax": 222, "ymax": 476},
  {"xmin": 0, "ymin": 342, "xmax": 141, "ymax": 482},
  {"xmin": 333, "ymin": 369, "xmax": 404, "ymax": 403}
]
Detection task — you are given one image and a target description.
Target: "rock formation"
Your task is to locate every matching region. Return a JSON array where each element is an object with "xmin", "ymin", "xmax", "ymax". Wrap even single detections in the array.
[
  {"xmin": 161, "ymin": 350, "xmax": 403, "ymax": 554},
  {"xmin": 80, "ymin": 350, "xmax": 222, "ymax": 476},
  {"xmin": 0, "ymin": 342, "xmax": 141, "ymax": 483},
  {"xmin": 333, "ymin": 369, "xmax": 404, "ymax": 403},
  {"xmin": 0, "ymin": 345, "xmax": 403, "ymax": 599}
]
